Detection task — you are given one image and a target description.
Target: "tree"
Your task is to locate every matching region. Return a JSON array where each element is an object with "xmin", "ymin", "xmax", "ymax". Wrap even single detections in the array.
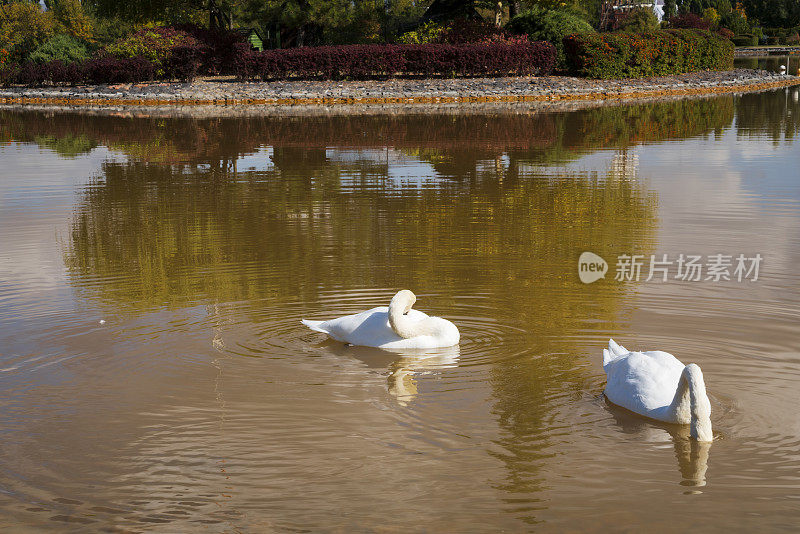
[
  {"xmin": 0, "ymin": 1, "xmax": 58, "ymax": 61},
  {"xmin": 83, "ymin": 0, "xmax": 245, "ymax": 28},
  {"xmin": 617, "ymin": 6, "xmax": 660, "ymax": 31},
  {"xmin": 240, "ymin": 0, "xmax": 425, "ymax": 46},
  {"xmin": 422, "ymin": 0, "xmax": 484, "ymax": 23},
  {"xmin": 51, "ymin": 0, "xmax": 94, "ymax": 42},
  {"xmin": 521, "ymin": 0, "xmax": 601, "ymax": 27},
  {"xmin": 240, "ymin": 0, "xmax": 351, "ymax": 46},
  {"xmin": 507, "ymin": 6, "xmax": 594, "ymax": 67},
  {"xmin": 741, "ymin": 0, "xmax": 800, "ymax": 27},
  {"xmin": 664, "ymin": 0, "xmax": 678, "ymax": 19}
]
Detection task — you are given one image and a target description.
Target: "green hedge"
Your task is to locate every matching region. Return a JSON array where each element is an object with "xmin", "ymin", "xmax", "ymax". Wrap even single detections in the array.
[
  {"xmin": 563, "ymin": 29, "xmax": 734, "ymax": 79},
  {"xmin": 731, "ymin": 34, "xmax": 759, "ymax": 46}
]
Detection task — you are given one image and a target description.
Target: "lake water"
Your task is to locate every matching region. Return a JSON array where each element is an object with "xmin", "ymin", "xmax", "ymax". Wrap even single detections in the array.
[
  {"xmin": 1, "ymin": 88, "xmax": 800, "ymax": 531},
  {"xmin": 735, "ymin": 54, "xmax": 800, "ymax": 74}
]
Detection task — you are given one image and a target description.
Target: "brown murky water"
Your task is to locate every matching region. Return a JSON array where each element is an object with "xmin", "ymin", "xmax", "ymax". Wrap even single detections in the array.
[{"xmin": 1, "ymin": 89, "xmax": 799, "ymax": 531}]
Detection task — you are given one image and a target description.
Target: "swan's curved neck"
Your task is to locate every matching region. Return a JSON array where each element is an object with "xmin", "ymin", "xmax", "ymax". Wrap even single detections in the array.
[
  {"xmin": 671, "ymin": 364, "xmax": 713, "ymax": 442},
  {"xmin": 389, "ymin": 299, "xmax": 426, "ymax": 339}
]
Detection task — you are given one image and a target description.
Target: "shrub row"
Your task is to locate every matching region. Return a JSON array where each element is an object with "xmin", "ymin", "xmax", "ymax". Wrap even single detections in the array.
[
  {"xmin": 1, "ymin": 56, "xmax": 160, "ymax": 86},
  {"xmin": 171, "ymin": 24, "xmax": 250, "ymax": 76},
  {"xmin": 668, "ymin": 13, "xmax": 712, "ymax": 30},
  {"xmin": 1, "ymin": 41, "xmax": 556, "ymax": 86},
  {"xmin": 563, "ymin": 29, "xmax": 734, "ymax": 79},
  {"xmin": 236, "ymin": 41, "xmax": 557, "ymax": 80},
  {"xmin": 732, "ymin": 34, "xmax": 759, "ymax": 47},
  {"xmin": 104, "ymin": 27, "xmax": 201, "ymax": 74}
]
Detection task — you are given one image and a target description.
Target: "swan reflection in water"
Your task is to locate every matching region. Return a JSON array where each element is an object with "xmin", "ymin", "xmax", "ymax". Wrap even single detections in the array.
[
  {"xmin": 605, "ymin": 400, "xmax": 712, "ymax": 491},
  {"xmin": 385, "ymin": 346, "xmax": 460, "ymax": 406},
  {"xmin": 324, "ymin": 343, "xmax": 460, "ymax": 406}
]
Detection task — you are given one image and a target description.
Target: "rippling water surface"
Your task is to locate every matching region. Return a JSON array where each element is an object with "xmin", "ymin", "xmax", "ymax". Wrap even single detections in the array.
[{"xmin": 1, "ymin": 89, "xmax": 800, "ymax": 531}]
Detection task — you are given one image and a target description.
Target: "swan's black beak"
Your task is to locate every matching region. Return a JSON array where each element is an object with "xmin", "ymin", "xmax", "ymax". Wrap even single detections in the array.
[{"xmin": 403, "ymin": 311, "xmax": 408, "ymax": 315}]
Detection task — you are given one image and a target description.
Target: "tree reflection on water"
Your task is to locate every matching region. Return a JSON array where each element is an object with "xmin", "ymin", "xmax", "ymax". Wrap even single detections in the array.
[{"xmin": 0, "ymin": 95, "xmax": 746, "ymax": 524}]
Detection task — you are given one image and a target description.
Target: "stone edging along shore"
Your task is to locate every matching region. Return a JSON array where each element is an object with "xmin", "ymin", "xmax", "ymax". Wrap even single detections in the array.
[{"xmin": 1, "ymin": 69, "xmax": 798, "ymax": 108}]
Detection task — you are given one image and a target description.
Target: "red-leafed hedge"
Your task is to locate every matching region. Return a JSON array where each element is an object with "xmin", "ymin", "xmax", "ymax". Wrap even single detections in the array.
[
  {"xmin": 238, "ymin": 41, "xmax": 556, "ymax": 80},
  {"xmin": 1, "ymin": 40, "xmax": 556, "ymax": 86},
  {"xmin": 668, "ymin": 13, "xmax": 712, "ymax": 30},
  {"xmin": 2, "ymin": 56, "xmax": 157, "ymax": 86},
  {"xmin": 563, "ymin": 29, "xmax": 734, "ymax": 79}
]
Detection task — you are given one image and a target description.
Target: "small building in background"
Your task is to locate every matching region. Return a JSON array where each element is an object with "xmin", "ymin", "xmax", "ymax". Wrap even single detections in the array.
[
  {"xmin": 234, "ymin": 28, "xmax": 264, "ymax": 52},
  {"xmin": 653, "ymin": 0, "xmax": 666, "ymax": 21}
]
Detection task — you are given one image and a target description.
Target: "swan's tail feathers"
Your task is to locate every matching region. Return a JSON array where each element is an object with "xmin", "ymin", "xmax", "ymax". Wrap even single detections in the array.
[
  {"xmin": 608, "ymin": 338, "xmax": 628, "ymax": 356},
  {"xmin": 302, "ymin": 319, "xmax": 329, "ymax": 334},
  {"xmin": 604, "ymin": 339, "xmax": 628, "ymax": 365}
]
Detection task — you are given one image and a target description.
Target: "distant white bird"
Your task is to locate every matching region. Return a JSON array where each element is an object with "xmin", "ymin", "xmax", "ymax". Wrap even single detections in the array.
[
  {"xmin": 602, "ymin": 339, "xmax": 712, "ymax": 441},
  {"xmin": 302, "ymin": 290, "xmax": 460, "ymax": 349},
  {"xmin": 780, "ymin": 64, "xmax": 787, "ymax": 73}
]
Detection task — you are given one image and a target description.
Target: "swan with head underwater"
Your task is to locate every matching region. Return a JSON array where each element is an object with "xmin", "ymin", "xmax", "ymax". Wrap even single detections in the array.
[
  {"xmin": 302, "ymin": 290, "xmax": 460, "ymax": 349},
  {"xmin": 602, "ymin": 339, "xmax": 713, "ymax": 442}
]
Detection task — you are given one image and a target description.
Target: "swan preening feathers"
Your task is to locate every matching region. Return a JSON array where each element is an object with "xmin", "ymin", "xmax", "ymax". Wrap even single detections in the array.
[
  {"xmin": 303, "ymin": 294, "xmax": 712, "ymax": 440},
  {"xmin": 302, "ymin": 290, "xmax": 460, "ymax": 349},
  {"xmin": 602, "ymin": 339, "xmax": 712, "ymax": 442}
]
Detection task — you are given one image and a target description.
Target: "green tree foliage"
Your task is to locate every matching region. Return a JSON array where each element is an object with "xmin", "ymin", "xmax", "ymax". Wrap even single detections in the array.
[
  {"xmin": 0, "ymin": 1, "xmax": 58, "ymax": 61},
  {"xmin": 104, "ymin": 27, "xmax": 200, "ymax": 70},
  {"xmin": 703, "ymin": 7, "xmax": 720, "ymax": 26},
  {"xmin": 664, "ymin": 0, "xmax": 678, "ymax": 19},
  {"xmin": 719, "ymin": 9, "xmax": 750, "ymax": 34},
  {"xmin": 91, "ymin": 16, "xmax": 135, "ymax": 47},
  {"xmin": 507, "ymin": 6, "xmax": 594, "ymax": 67},
  {"xmin": 509, "ymin": 0, "xmax": 601, "ymax": 27},
  {"xmin": 617, "ymin": 7, "xmax": 660, "ymax": 32},
  {"xmin": 676, "ymin": 0, "xmax": 728, "ymax": 14},
  {"xmin": 50, "ymin": 0, "xmax": 95, "ymax": 42},
  {"xmin": 715, "ymin": 0, "xmax": 732, "ymax": 16},
  {"xmin": 740, "ymin": 0, "xmax": 800, "ymax": 27},
  {"xmin": 83, "ymin": 0, "xmax": 244, "ymax": 27},
  {"xmin": 0, "ymin": 0, "xmax": 96, "ymax": 62},
  {"xmin": 240, "ymin": 0, "xmax": 425, "ymax": 46},
  {"xmin": 28, "ymin": 33, "xmax": 89, "ymax": 63},
  {"xmin": 397, "ymin": 20, "xmax": 450, "ymax": 44}
]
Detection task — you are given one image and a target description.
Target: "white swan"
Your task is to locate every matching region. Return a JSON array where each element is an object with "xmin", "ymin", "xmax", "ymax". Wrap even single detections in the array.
[
  {"xmin": 302, "ymin": 290, "xmax": 460, "ymax": 349},
  {"xmin": 602, "ymin": 339, "xmax": 713, "ymax": 442}
]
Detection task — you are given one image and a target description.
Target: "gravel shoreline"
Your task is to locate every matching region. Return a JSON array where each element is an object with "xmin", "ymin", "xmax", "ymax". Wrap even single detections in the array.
[{"xmin": 1, "ymin": 69, "xmax": 797, "ymax": 108}]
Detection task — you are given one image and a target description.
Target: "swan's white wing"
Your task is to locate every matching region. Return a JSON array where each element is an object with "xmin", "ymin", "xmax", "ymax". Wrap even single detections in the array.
[
  {"xmin": 378, "ymin": 316, "xmax": 459, "ymax": 349},
  {"xmin": 604, "ymin": 350, "xmax": 685, "ymax": 422},
  {"xmin": 302, "ymin": 307, "xmax": 434, "ymax": 347},
  {"xmin": 301, "ymin": 304, "xmax": 460, "ymax": 349},
  {"xmin": 310, "ymin": 306, "xmax": 389, "ymax": 344}
]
